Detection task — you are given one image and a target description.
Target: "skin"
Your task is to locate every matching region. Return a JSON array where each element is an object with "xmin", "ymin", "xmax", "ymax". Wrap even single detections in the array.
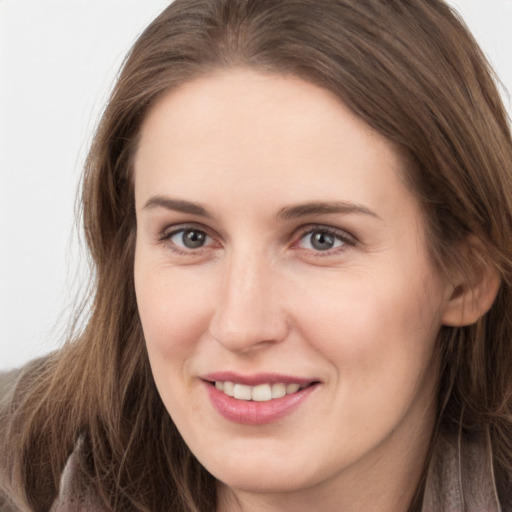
[{"xmin": 133, "ymin": 69, "xmax": 459, "ymax": 512}]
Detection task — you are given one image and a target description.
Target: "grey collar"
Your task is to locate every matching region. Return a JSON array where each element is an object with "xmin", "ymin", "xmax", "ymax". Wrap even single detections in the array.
[{"xmin": 422, "ymin": 428, "xmax": 502, "ymax": 511}]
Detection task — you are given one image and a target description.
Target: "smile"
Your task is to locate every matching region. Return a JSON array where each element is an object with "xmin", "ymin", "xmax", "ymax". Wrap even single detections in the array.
[{"xmin": 214, "ymin": 381, "xmax": 306, "ymax": 401}]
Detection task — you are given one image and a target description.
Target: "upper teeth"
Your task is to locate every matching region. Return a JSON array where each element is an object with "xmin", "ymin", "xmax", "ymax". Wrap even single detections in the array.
[{"xmin": 215, "ymin": 381, "xmax": 303, "ymax": 401}]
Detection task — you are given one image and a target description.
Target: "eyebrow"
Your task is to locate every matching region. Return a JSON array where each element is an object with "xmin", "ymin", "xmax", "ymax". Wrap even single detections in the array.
[
  {"xmin": 142, "ymin": 196, "xmax": 214, "ymax": 218},
  {"xmin": 142, "ymin": 196, "xmax": 379, "ymax": 221},
  {"xmin": 277, "ymin": 201, "xmax": 380, "ymax": 220}
]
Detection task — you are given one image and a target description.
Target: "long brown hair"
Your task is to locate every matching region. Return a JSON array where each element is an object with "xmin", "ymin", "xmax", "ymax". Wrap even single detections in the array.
[{"xmin": 2, "ymin": 1, "xmax": 512, "ymax": 510}]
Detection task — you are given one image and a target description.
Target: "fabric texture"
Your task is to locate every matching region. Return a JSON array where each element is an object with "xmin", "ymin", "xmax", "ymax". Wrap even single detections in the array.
[
  {"xmin": 49, "ymin": 443, "xmax": 105, "ymax": 512},
  {"xmin": 421, "ymin": 428, "xmax": 502, "ymax": 512},
  {"xmin": 0, "ymin": 368, "xmax": 24, "ymax": 512}
]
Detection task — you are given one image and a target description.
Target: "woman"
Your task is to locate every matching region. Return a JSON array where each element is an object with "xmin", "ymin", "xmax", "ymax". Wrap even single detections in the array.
[{"xmin": 1, "ymin": 0, "xmax": 512, "ymax": 510}]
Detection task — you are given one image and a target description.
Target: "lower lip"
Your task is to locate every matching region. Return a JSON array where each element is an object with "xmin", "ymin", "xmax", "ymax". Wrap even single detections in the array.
[{"xmin": 204, "ymin": 382, "xmax": 319, "ymax": 425}]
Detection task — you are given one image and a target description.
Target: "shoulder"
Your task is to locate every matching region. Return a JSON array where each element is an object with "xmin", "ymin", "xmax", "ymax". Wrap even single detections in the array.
[
  {"xmin": 0, "ymin": 367, "xmax": 27, "ymax": 511},
  {"xmin": 0, "ymin": 367, "xmax": 21, "ymax": 470},
  {"xmin": 1, "ymin": 357, "xmax": 52, "ymax": 410},
  {"xmin": 1, "ymin": 359, "xmax": 108, "ymax": 511},
  {"xmin": 422, "ymin": 428, "xmax": 508, "ymax": 511},
  {"xmin": 50, "ymin": 441, "xmax": 107, "ymax": 512},
  {"xmin": 0, "ymin": 367, "xmax": 22, "ymax": 412},
  {"xmin": 0, "ymin": 368, "xmax": 20, "ymax": 390},
  {"xmin": 0, "ymin": 358, "xmax": 50, "ymax": 434},
  {"xmin": 1, "ymin": 366, "xmax": 26, "ymax": 463},
  {"xmin": 0, "ymin": 358, "xmax": 76, "ymax": 511}
]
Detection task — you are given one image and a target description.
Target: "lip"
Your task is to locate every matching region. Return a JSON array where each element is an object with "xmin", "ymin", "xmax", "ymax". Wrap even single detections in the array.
[
  {"xmin": 202, "ymin": 371, "xmax": 315, "ymax": 387},
  {"xmin": 202, "ymin": 372, "xmax": 320, "ymax": 425}
]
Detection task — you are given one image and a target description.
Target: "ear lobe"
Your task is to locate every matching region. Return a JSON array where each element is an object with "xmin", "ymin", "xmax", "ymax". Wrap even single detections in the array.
[{"xmin": 441, "ymin": 239, "xmax": 501, "ymax": 327}]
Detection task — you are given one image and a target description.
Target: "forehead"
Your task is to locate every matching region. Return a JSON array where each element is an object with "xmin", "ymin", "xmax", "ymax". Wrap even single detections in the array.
[
  {"xmin": 136, "ymin": 69, "xmax": 395, "ymax": 160},
  {"xmin": 133, "ymin": 69, "xmax": 415, "ymax": 222}
]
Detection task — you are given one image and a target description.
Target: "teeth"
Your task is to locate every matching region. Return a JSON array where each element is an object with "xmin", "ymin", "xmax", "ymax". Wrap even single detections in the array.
[
  {"xmin": 271, "ymin": 383, "xmax": 287, "ymax": 399},
  {"xmin": 223, "ymin": 381, "xmax": 235, "ymax": 397},
  {"xmin": 252, "ymin": 384, "xmax": 272, "ymax": 402},
  {"xmin": 214, "ymin": 381, "xmax": 306, "ymax": 401},
  {"xmin": 233, "ymin": 384, "xmax": 252, "ymax": 400},
  {"xmin": 286, "ymin": 383, "xmax": 300, "ymax": 394}
]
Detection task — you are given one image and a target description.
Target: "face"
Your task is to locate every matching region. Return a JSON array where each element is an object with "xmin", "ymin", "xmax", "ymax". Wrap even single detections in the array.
[{"xmin": 134, "ymin": 70, "xmax": 454, "ymax": 507}]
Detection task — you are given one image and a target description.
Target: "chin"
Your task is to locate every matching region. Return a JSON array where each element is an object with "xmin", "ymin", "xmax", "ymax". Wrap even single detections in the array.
[
  {"xmin": 218, "ymin": 471, "xmax": 312, "ymax": 495},
  {"xmin": 204, "ymin": 452, "xmax": 327, "ymax": 495}
]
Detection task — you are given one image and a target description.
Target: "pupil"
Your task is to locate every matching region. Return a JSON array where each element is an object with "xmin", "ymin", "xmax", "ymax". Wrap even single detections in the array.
[
  {"xmin": 311, "ymin": 232, "xmax": 334, "ymax": 250},
  {"xmin": 183, "ymin": 230, "xmax": 205, "ymax": 248}
]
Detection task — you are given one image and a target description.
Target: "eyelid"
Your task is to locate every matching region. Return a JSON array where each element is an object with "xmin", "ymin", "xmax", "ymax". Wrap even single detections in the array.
[
  {"xmin": 159, "ymin": 220, "xmax": 213, "ymax": 238},
  {"xmin": 292, "ymin": 224, "xmax": 357, "ymax": 253},
  {"xmin": 158, "ymin": 223, "xmax": 220, "ymax": 253},
  {"xmin": 156, "ymin": 222, "xmax": 356, "ymax": 257}
]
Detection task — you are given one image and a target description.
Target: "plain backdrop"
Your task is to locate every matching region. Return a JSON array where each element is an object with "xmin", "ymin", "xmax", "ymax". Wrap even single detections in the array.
[{"xmin": 1, "ymin": 0, "xmax": 512, "ymax": 371}]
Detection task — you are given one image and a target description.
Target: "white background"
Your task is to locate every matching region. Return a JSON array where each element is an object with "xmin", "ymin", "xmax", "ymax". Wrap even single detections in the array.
[{"xmin": 1, "ymin": 0, "xmax": 511, "ymax": 370}]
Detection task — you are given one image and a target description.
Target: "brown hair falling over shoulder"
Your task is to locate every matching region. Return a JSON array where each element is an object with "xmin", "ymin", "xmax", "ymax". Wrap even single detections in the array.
[{"xmin": 2, "ymin": 1, "xmax": 512, "ymax": 510}]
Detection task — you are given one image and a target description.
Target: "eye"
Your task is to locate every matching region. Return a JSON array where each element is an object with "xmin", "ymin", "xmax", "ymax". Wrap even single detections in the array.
[
  {"xmin": 163, "ymin": 227, "xmax": 213, "ymax": 251},
  {"xmin": 297, "ymin": 227, "xmax": 353, "ymax": 252}
]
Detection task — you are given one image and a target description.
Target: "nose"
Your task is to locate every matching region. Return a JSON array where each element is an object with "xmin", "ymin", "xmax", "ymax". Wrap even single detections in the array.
[{"xmin": 208, "ymin": 251, "xmax": 290, "ymax": 353}]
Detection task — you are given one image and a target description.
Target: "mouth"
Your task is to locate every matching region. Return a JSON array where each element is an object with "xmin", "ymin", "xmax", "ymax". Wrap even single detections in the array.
[
  {"xmin": 211, "ymin": 381, "xmax": 311, "ymax": 402},
  {"xmin": 202, "ymin": 374, "xmax": 320, "ymax": 424}
]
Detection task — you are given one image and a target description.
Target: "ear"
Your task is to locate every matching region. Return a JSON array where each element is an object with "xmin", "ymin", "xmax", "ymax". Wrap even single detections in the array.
[{"xmin": 441, "ymin": 237, "xmax": 501, "ymax": 327}]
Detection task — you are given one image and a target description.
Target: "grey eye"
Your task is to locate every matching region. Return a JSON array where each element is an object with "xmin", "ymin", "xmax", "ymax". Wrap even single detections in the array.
[
  {"xmin": 299, "ymin": 230, "xmax": 345, "ymax": 251},
  {"xmin": 171, "ymin": 228, "xmax": 209, "ymax": 249}
]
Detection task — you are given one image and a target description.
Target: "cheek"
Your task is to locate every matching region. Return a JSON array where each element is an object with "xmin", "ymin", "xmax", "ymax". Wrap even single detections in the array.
[
  {"xmin": 290, "ymin": 270, "xmax": 443, "ymax": 456},
  {"xmin": 134, "ymin": 259, "xmax": 214, "ymax": 364},
  {"xmin": 134, "ymin": 263, "xmax": 217, "ymax": 422},
  {"xmin": 292, "ymin": 267, "xmax": 443, "ymax": 392}
]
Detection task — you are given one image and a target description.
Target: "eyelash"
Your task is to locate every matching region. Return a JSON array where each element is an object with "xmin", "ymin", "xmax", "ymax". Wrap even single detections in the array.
[
  {"xmin": 158, "ymin": 224, "xmax": 356, "ymax": 257},
  {"xmin": 293, "ymin": 226, "xmax": 356, "ymax": 257},
  {"xmin": 159, "ymin": 224, "xmax": 217, "ymax": 256}
]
